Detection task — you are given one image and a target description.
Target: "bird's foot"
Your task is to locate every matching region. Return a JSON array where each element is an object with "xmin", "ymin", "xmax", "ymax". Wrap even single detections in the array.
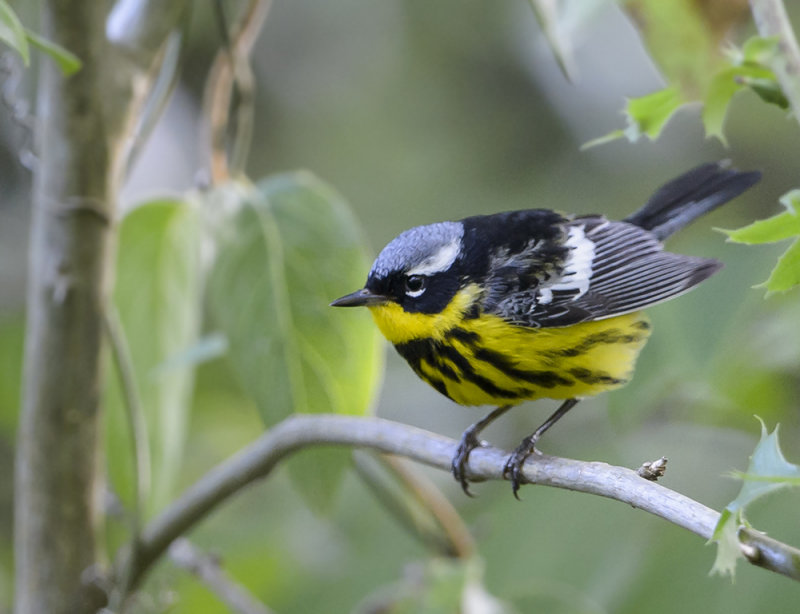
[
  {"xmin": 503, "ymin": 435, "xmax": 541, "ymax": 500},
  {"xmin": 451, "ymin": 426, "xmax": 486, "ymax": 497}
]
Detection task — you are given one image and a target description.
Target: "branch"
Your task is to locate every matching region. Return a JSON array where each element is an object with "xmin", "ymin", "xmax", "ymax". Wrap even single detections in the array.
[
  {"xmin": 750, "ymin": 0, "xmax": 800, "ymax": 121},
  {"xmin": 103, "ymin": 308, "xmax": 151, "ymax": 611},
  {"xmin": 121, "ymin": 414, "xmax": 800, "ymax": 591},
  {"xmin": 353, "ymin": 453, "xmax": 475, "ymax": 559},
  {"xmin": 203, "ymin": 0, "xmax": 271, "ymax": 182},
  {"xmin": 169, "ymin": 539, "xmax": 274, "ymax": 614}
]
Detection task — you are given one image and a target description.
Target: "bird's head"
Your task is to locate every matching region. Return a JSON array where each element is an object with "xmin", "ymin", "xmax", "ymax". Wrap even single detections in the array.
[{"xmin": 331, "ymin": 221, "xmax": 480, "ymax": 343}]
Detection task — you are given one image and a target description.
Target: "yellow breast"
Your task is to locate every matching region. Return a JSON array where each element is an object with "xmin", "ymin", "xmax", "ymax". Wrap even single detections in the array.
[{"xmin": 368, "ymin": 286, "xmax": 651, "ymax": 406}]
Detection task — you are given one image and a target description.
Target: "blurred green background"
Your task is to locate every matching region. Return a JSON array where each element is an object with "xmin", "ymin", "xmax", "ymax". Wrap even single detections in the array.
[{"xmin": 2, "ymin": 0, "xmax": 800, "ymax": 612}]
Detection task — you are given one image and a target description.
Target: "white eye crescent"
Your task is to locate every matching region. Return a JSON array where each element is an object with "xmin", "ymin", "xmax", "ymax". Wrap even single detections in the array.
[{"xmin": 404, "ymin": 275, "xmax": 427, "ymax": 297}]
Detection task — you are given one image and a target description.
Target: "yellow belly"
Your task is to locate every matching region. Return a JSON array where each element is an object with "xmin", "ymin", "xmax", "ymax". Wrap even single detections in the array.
[
  {"xmin": 368, "ymin": 285, "xmax": 651, "ymax": 406},
  {"xmin": 436, "ymin": 311, "xmax": 650, "ymax": 405}
]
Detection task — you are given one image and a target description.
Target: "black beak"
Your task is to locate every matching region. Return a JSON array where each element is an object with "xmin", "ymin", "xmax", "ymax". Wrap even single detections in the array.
[{"xmin": 330, "ymin": 288, "xmax": 388, "ymax": 307}]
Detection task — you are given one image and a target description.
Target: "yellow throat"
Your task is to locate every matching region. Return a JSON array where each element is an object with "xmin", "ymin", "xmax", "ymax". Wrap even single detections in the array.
[{"xmin": 367, "ymin": 285, "xmax": 482, "ymax": 345}]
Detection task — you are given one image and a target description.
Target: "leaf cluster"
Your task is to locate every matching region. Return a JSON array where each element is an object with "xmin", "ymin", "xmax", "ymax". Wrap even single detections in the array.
[
  {"xmin": 0, "ymin": 0, "xmax": 80, "ymax": 74},
  {"xmin": 105, "ymin": 174, "xmax": 383, "ymax": 525},
  {"xmin": 711, "ymin": 420, "xmax": 800, "ymax": 576},
  {"xmin": 720, "ymin": 190, "xmax": 800, "ymax": 295}
]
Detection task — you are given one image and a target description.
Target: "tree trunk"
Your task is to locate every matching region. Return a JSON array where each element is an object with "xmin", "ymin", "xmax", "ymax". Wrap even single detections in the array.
[{"xmin": 14, "ymin": 2, "xmax": 188, "ymax": 611}]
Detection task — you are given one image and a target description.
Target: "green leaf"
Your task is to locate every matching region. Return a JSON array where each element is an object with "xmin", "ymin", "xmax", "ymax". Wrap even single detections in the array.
[
  {"xmin": 727, "ymin": 421, "xmax": 800, "ymax": 512},
  {"xmin": 721, "ymin": 190, "xmax": 800, "ymax": 244},
  {"xmin": 0, "ymin": 1, "xmax": 29, "ymax": 64},
  {"xmin": 702, "ymin": 69, "xmax": 740, "ymax": 145},
  {"xmin": 710, "ymin": 420, "xmax": 800, "ymax": 577},
  {"xmin": 625, "ymin": 87, "xmax": 684, "ymax": 139},
  {"xmin": 746, "ymin": 77, "xmax": 789, "ymax": 110},
  {"xmin": 720, "ymin": 191, "xmax": 800, "ymax": 295},
  {"xmin": 0, "ymin": 2, "xmax": 81, "ymax": 74},
  {"xmin": 585, "ymin": 87, "xmax": 685, "ymax": 148},
  {"xmin": 106, "ymin": 198, "xmax": 204, "ymax": 515},
  {"xmin": 206, "ymin": 173, "xmax": 383, "ymax": 510},
  {"xmin": 622, "ymin": 0, "xmax": 722, "ymax": 97},
  {"xmin": 759, "ymin": 239, "xmax": 800, "ymax": 294},
  {"xmin": 24, "ymin": 28, "xmax": 81, "ymax": 75},
  {"xmin": 703, "ymin": 64, "xmax": 778, "ymax": 144},
  {"xmin": 740, "ymin": 35, "xmax": 780, "ymax": 65},
  {"xmin": 710, "ymin": 509, "xmax": 745, "ymax": 578},
  {"xmin": 702, "ymin": 36, "xmax": 788, "ymax": 143}
]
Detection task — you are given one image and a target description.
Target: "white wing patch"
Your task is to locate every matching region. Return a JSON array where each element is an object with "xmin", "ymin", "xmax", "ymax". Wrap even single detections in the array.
[
  {"xmin": 406, "ymin": 237, "xmax": 461, "ymax": 276},
  {"xmin": 490, "ymin": 216, "xmax": 721, "ymax": 328},
  {"xmin": 537, "ymin": 225, "xmax": 595, "ymax": 304}
]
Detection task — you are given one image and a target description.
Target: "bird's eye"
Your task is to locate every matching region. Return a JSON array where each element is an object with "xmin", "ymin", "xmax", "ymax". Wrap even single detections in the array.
[{"xmin": 404, "ymin": 274, "xmax": 427, "ymax": 297}]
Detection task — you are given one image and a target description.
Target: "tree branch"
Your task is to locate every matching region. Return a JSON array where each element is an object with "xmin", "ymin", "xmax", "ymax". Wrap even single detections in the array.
[
  {"xmin": 204, "ymin": 0, "xmax": 271, "ymax": 183},
  {"xmin": 749, "ymin": 0, "xmax": 800, "ymax": 122},
  {"xmin": 353, "ymin": 453, "xmax": 475, "ymax": 559},
  {"xmin": 103, "ymin": 308, "xmax": 151, "ymax": 612},
  {"xmin": 121, "ymin": 414, "xmax": 800, "ymax": 591},
  {"xmin": 169, "ymin": 538, "xmax": 274, "ymax": 614}
]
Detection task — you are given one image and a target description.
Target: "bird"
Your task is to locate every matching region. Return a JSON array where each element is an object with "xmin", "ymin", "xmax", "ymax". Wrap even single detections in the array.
[{"xmin": 331, "ymin": 162, "xmax": 760, "ymax": 497}]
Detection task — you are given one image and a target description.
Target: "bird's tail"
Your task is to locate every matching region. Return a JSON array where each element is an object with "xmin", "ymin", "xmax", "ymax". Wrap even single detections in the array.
[{"xmin": 624, "ymin": 161, "xmax": 761, "ymax": 240}]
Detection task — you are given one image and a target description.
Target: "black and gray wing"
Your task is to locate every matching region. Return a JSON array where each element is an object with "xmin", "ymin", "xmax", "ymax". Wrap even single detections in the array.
[{"xmin": 484, "ymin": 216, "xmax": 721, "ymax": 328}]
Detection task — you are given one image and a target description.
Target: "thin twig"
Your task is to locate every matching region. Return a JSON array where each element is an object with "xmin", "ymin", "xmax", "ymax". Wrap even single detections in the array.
[
  {"xmin": 118, "ymin": 414, "xmax": 800, "ymax": 591},
  {"xmin": 122, "ymin": 10, "xmax": 192, "ymax": 176},
  {"xmin": 353, "ymin": 453, "xmax": 475, "ymax": 558},
  {"xmin": 379, "ymin": 455, "xmax": 476, "ymax": 559},
  {"xmin": 750, "ymin": 0, "xmax": 800, "ymax": 121},
  {"xmin": 103, "ymin": 308, "xmax": 152, "ymax": 611},
  {"xmin": 203, "ymin": 0, "xmax": 271, "ymax": 183},
  {"xmin": 169, "ymin": 538, "xmax": 274, "ymax": 614}
]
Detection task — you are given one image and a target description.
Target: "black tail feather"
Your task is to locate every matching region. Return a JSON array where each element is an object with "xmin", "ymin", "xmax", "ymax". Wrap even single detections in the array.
[{"xmin": 624, "ymin": 161, "xmax": 761, "ymax": 240}]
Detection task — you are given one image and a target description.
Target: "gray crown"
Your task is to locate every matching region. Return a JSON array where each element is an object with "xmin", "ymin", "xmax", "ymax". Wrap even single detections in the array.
[{"xmin": 370, "ymin": 221, "xmax": 464, "ymax": 279}]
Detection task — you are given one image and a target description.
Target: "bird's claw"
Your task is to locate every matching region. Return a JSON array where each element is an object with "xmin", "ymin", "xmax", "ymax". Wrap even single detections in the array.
[
  {"xmin": 451, "ymin": 429, "xmax": 486, "ymax": 497},
  {"xmin": 503, "ymin": 435, "xmax": 540, "ymax": 499}
]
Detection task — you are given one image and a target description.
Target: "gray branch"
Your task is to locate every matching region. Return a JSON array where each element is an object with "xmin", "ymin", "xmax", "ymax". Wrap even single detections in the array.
[
  {"xmin": 169, "ymin": 539, "xmax": 274, "ymax": 614},
  {"xmin": 121, "ymin": 414, "xmax": 800, "ymax": 591}
]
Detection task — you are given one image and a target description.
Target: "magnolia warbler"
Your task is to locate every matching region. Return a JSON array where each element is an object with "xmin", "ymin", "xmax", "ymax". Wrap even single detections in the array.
[{"xmin": 332, "ymin": 162, "xmax": 760, "ymax": 496}]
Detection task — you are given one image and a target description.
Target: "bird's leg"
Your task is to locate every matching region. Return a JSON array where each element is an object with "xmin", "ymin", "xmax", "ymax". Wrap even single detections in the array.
[
  {"xmin": 451, "ymin": 404, "xmax": 514, "ymax": 496},
  {"xmin": 504, "ymin": 398, "xmax": 580, "ymax": 499}
]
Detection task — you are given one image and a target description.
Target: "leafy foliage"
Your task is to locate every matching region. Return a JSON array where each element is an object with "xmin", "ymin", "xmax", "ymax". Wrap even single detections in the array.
[
  {"xmin": 585, "ymin": 31, "xmax": 787, "ymax": 147},
  {"xmin": 106, "ymin": 198, "xmax": 204, "ymax": 515},
  {"xmin": 711, "ymin": 420, "xmax": 800, "ymax": 577},
  {"xmin": 720, "ymin": 190, "xmax": 800, "ymax": 294},
  {"xmin": 0, "ymin": 0, "xmax": 80, "ymax": 74},
  {"xmin": 24, "ymin": 27, "xmax": 81, "ymax": 75},
  {"xmin": 582, "ymin": 86, "xmax": 684, "ymax": 148},
  {"xmin": 206, "ymin": 172, "xmax": 383, "ymax": 510},
  {"xmin": 0, "ymin": 1, "xmax": 27, "ymax": 64},
  {"xmin": 703, "ymin": 37, "xmax": 786, "ymax": 145},
  {"xmin": 623, "ymin": 0, "xmax": 727, "ymax": 97}
]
